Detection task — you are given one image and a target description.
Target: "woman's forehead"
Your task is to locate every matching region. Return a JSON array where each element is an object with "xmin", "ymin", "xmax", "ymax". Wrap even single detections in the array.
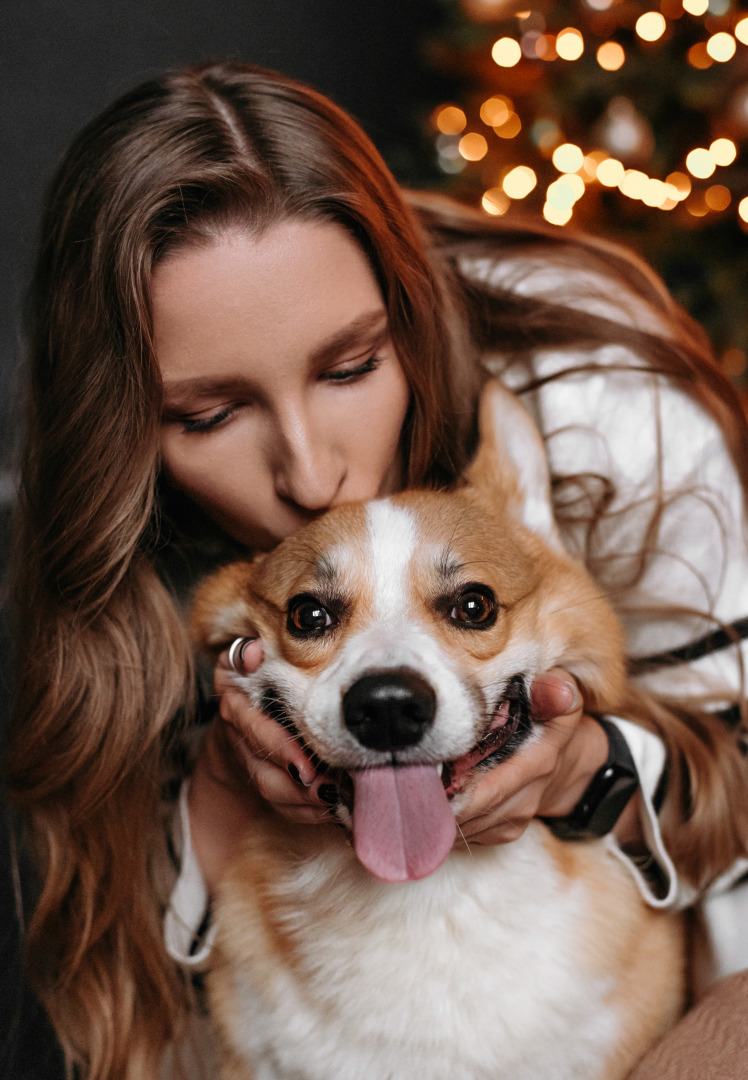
[{"xmin": 152, "ymin": 219, "xmax": 388, "ymax": 381}]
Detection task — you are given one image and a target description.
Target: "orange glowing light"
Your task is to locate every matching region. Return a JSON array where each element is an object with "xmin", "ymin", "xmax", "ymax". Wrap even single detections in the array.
[
  {"xmin": 556, "ymin": 28, "xmax": 584, "ymax": 61},
  {"xmin": 458, "ymin": 133, "xmax": 489, "ymax": 161},
  {"xmin": 492, "ymin": 37, "xmax": 522, "ymax": 67},
  {"xmin": 435, "ymin": 106, "xmax": 467, "ymax": 135},
  {"xmin": 597, "ymin": 41, "xmax": 625, "ymax": 70},
  {"xmin": 636, "ymin": 13, "xmax": 666, "ymax": 41}
]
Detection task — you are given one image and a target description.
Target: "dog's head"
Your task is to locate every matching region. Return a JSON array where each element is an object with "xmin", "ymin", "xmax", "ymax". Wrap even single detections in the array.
[{"xmin": 191, "ymin": 380, "xmax": 625, "ymax": 882}]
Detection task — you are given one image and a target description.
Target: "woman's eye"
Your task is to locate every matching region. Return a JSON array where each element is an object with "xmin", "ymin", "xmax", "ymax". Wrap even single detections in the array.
[
  {"xmin": 448, "ymin": 587, "xmax": 498, "ymax": 630},
  {"xmin": 177, "ymin": 406, "xmax": 234, "ymax": 433},
  {"xmin": 287, "ymin": 595, "xmax": 335, "ymax": 637},
  {"xmin": 321, "ymin": 356, "xmax": 383, "ymax": 383}
]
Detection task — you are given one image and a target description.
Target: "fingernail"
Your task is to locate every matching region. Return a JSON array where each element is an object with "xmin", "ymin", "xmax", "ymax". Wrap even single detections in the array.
[
  {"xmin": 560, "ymin": 681, "xmax": 580, "ymax": 712},
  {"xmin": 288, "ymin": 762, "xmax": 315, "ymax": 788},
  {"xmin": 317, "ymin": 784, "xmax": 339, "ymax": 806}
]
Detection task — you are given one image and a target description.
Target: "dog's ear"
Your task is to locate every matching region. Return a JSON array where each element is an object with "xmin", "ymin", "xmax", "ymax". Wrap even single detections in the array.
[
  {"xmin": 189, "ymin": 558, "xmax": 261, "ymax": 655},
  {"xmin": 464, "ymin": 379, "xmax": 563, "ymax": 552}
]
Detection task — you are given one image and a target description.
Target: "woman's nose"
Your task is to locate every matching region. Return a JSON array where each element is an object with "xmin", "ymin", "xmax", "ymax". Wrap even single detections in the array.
[{"xmin": 272, "ymin": 409, "xmax": 345, "ymax": 512}]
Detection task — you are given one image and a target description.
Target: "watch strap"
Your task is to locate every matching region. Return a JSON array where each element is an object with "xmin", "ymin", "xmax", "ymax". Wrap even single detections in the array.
[{"xmin": 539, "ymin": 716, "xmax": 639, "ymax": 841}]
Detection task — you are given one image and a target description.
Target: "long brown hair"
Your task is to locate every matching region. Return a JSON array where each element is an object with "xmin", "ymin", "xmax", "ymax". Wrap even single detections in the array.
[{"xmin": 5, "ymin": 61, "xmax": 748, "ymax": 1078}]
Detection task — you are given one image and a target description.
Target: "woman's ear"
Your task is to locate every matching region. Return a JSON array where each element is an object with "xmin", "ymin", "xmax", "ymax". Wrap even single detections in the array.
[{"xmin": 464, "ymin": 379, "xmax": 563, "ymax": 552}]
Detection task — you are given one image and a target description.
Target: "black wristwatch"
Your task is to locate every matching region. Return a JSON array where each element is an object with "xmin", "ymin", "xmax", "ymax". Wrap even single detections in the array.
[{"xmin": 540, "ymin": 716, "xmax": 639, "ymax": 841}]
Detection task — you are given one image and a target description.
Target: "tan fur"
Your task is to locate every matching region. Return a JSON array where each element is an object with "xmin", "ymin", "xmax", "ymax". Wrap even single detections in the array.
[{"xmin": 191, "ymin": 380, "xmax": 684, "ymax": 1080}]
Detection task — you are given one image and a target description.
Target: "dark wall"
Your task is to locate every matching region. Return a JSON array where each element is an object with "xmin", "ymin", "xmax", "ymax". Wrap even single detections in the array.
[{"xmin": 0, "ymin": 0, "xmax": 444, "ymax": 467}]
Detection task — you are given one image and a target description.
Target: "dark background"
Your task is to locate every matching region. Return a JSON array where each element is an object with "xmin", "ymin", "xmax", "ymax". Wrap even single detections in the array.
[{"xmin": 0, "ymin": 3, "xmax": 445, "ymax": 1076}]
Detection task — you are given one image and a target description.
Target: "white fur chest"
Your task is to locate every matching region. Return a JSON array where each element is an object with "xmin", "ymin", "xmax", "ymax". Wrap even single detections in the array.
[{"xmin": 212, "ymin": 824, "xmax": 639, "ymax": 1080}]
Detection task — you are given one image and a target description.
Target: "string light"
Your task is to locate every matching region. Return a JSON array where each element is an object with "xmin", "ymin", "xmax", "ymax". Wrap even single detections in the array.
[
  {"xmin": 458, "ymin": 133, "xmax": 489, "ymax": 161},
  {"xmin": 710, "ymin": 138, "xmax": 737, "ymax": 166},
  {"xmin": 686, "ymin": 148, "xmax": 716, "ymax": 178},
  {"xmin": 705, "ymin": 185, "xmax": 731, "ymax": 211},
  {"xmin": 552, "ymin": 143, "xmax": 584, "ymax": 173},
  {"xmin": 502, "ymin": 165, "xmax": 538, "ymax": 198},
  {"xmin": 482, "ymin": 187, "xmax": 510, "ymax": 215},
  {"xmin": 543, "ymin": 203, "xmax": 573, "ymax": 225},
  {"xmin": 620, "ymin": 169, "xmax": 648, "ymax": 199},
  {"xmin": 480, "ymin": 96, "xmax": 512, "ymax": 127},
  {"xmin": 636, "ymin": 13, "xmax": 667, "ymax": 41},
  {"xmin": 666, "ymin": 172, "xmax": 691, "ymax": 200},
  {"xmin": 555, "ymin": 28, "xmax": 584, "ymax": 60},
  {"xmin": 596, "ymin": 158, "xmax": 625, "ymax": 186},
  {"xmin": 597, "ymin": 41, "xmax": 625, "ymax": 70},
  {"xmin": 687, "ymin": 42, "xmax": 713, "ymax": 67},
  {"xmin": 492, "ymin": 37, "xmax": 522, "ymax": 67},
  {"xmin": 706, "ymin": 32, "xmax": 736, "ymax": 62},
  {"xmin": 435, "ymin": 106, "xmax": 467, "ymax": 135},
  {"xmin": 494, "ymin": 113, "xmax": 522, "ymax": 139},
  {"xmin": 443, "ymin": 0, "xmax": 746, "ymax": 232}
]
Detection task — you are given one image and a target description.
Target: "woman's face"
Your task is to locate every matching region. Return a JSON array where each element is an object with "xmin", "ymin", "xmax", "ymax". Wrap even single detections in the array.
[{"xmin": 155, "ymin": 219, "xmax": 411, "ymax": 551}]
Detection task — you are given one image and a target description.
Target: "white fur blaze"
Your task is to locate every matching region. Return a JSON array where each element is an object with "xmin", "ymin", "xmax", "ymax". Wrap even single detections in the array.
[{"xmin": 365, "ymin": 501, "xmax": 417, "ymax": 619}]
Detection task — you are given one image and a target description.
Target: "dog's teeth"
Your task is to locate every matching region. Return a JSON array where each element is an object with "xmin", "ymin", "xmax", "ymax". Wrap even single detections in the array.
[{"xmin": 436, "ymin": 763, "xmax": 443, "ymax": 777}]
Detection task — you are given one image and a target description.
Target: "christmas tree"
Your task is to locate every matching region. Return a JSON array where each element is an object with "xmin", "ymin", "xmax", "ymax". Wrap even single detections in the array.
[{"xmin": 424, "ymin": 0, "xmax": 748, "ymax": 380}]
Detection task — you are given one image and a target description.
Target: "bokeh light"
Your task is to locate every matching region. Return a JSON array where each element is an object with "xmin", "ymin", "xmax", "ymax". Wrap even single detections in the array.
[
  {"xmin": 687, "ymin": 42, "xmax": 713, "ymax": 68},
  {"xmin": 596, "ymin": 158, "xmax": 625, "ymax": 186},
  {"xmin": 492, "ymin": 37, "xmax": 522, "ymax": 67},
  {"xmin": 710, "ymin": 138, "xmax": 737, "ymax": 166},
  {"xmin": 636, "ymin": 13, "xmax": 666, "ymax": 41},
  {"xmin": 556, "ymin": 28, "xmax": 584, "ymax": 60},
  {"xmin": 494, "ymin": 113, "xmax": 522, "ymax": 139},
  {"xmin": 665, "ymin": 171, "xmax": 691, "ymax": 200},
  {"xmin": 480, "ymin": 96, "xmax": 512, "ymax": 127},
  {"xmin": 620, "ymin": 169, "xmax": 648, "ymax": 199},
  {"xmin": 435, "ymin": 106, "xmax": 467, "ymax": 135},
  {"xmin": 686, "ymin": 148, "xmax": 716, "ymax": 178},
  {"xmin": 502, "ymin": 166, "xmax": 538, "ymax": 199},
  {"xmin": 705, "ymin": 185, "xmax": 731, "ymax": 211},
  {"xmin": 597, "ymin": 41, "xmax": 625, "ymax": 70},
  {"xmin": 458, "ymin": 133, "xmax": 489, "ymax": 161},
  {"xmin": 706, "ymin": 32, "xmax": 736, "ymax": 62},
  {"xmin": 552, "ymin": 143, "xmax": 584, "ymax": 173},
  {"xmin": 682, "ymin": 0, "xmax": 708, "ymax": 14},
  {"xmin": 482, "ymin": 188, "xmax": 510, "ymax": 216}
]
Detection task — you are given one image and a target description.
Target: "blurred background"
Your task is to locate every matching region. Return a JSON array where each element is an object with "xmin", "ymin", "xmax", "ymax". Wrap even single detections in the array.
[{"xmin": 2, "ymin": 0, "xmax": 748, "ymax": 1075}]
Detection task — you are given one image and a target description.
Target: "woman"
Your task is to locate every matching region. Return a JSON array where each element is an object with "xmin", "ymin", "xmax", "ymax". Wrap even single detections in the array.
[{"xmin": 6, "ymin": 61, "xmax": 748, "ymax": 1079}]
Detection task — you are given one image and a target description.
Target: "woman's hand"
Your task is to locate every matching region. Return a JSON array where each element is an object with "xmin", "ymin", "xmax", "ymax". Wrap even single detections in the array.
[
  {"xmin": 188, "ymin": 638, "xmax": 331, "ymax": 896},
  {"xmin": 454, "ymin": 669, "xmax": 610, "ymax": 846}
]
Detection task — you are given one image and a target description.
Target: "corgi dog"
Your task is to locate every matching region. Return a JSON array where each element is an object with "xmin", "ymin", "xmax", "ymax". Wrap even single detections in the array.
[{"xmin": 190, "ymin": 380, "xmax": 684, "ymax": 1080}]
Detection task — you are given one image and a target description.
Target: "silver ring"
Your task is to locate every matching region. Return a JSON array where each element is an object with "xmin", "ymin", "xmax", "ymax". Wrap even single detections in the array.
[{"xmin": 228, "ymin": 636, "xmax": 255, "ymax": 673}]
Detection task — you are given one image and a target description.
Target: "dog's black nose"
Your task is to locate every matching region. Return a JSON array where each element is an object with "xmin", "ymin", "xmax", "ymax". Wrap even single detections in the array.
[{"xmin": 342, "ymin": 669, "xmax": 437, "ymax": 751}]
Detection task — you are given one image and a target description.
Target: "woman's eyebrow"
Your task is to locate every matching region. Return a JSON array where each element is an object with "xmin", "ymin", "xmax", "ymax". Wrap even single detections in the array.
[
  {"xmin": 307, "ymin": 309, "xmax": 389, "ymax": 365},
  {"xmin": 161, "ymin": 310, "xmax": 390, "ymax": 402}
]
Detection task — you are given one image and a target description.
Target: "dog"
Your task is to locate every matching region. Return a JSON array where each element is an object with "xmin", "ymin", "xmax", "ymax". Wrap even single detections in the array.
[{"xmin": 190, "ymin": 379, "xmax": 684, "ymax": 1080}]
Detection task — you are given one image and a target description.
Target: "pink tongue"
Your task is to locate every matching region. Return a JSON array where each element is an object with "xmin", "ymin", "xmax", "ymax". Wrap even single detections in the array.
[{"xmin": 351, "ymin": 764, "xmax": 457, "ymax": 883}]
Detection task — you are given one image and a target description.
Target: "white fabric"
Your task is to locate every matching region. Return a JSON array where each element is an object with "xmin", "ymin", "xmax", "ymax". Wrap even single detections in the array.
[
  {"xmin": 164, "ymin": 780, "xmax": 216, "ymax": 971},
  {"xmin": 165, "ymin": 256, "xmax": 748, "ymax": 991}
]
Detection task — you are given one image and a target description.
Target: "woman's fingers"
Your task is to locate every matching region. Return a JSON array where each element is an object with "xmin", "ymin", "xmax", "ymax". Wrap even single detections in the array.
[{"xmin": 454, "ymin": 668, "xmax": 609, "ymax": 845}]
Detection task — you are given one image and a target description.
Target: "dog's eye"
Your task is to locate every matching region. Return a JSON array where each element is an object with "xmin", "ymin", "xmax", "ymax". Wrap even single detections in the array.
[
  {"xmin": 449, "ymin": 587, "xmax": 497, "ymax": 630},
  {"xmin": 287, "ymin": 594, "xmax": 335, "ymax": 637}
]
